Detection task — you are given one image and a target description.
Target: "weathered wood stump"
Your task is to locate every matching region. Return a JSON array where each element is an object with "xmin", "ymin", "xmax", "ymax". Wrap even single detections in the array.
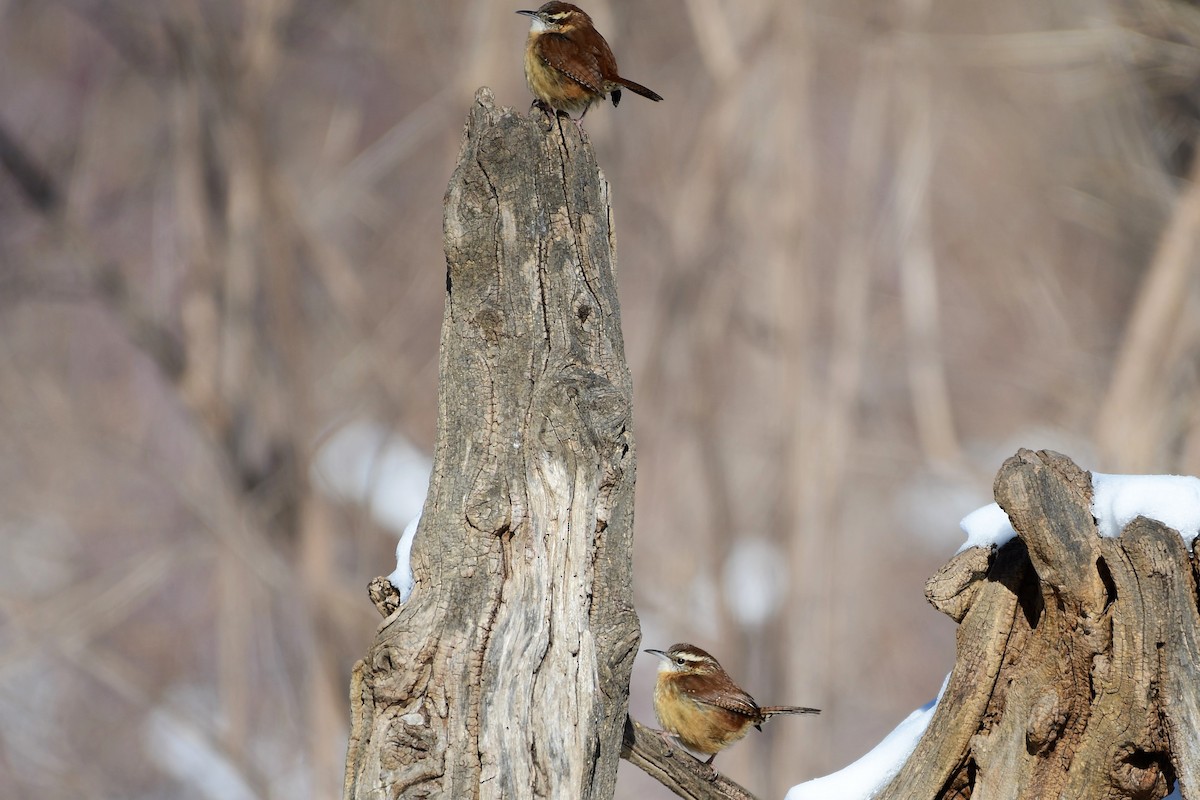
[
  {"xmin": 880, "ymin": 449, "xmax": 1200, "ymax": 800},
  {"xmin": 342, "ymin": 88, "xmax": 639, "ymax": 800}
]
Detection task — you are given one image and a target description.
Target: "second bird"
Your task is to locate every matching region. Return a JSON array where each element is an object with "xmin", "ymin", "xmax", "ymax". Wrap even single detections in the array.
[
  {"xmin": 646, "ymin": 643, "xmax": 820, "ymax": 765},
  {"xmin": 517, "ymin": 2, "xmax": 663, "ymax": 123}
]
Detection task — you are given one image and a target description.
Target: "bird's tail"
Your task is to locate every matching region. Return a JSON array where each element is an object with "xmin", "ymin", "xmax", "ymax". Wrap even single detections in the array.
[
  {"xmin": 614, "ymin": 76, "xmax": 663, "ymax": 102},
  {"xmin": 760, "ymin": 705, "xmax": 821, "ymax": 718}
]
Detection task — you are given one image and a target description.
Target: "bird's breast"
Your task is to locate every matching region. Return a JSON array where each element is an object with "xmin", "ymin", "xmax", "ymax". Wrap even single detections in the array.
[{"xmin": 653, "ymin": 681, "xmax": 754, "ymax": 755}]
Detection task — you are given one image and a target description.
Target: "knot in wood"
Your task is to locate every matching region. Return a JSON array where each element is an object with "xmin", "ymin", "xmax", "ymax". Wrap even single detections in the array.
[
  {"xmin": 466, "ymin": 476, "xmax": 512, "ymax": 535},
  {"xmin": 471, "ymin": 306, "xmax": 505, "ymax": 342},
  {"xmin": 372, "ymin": 645, "xmax": 401, "ymax": 674},
  {"xmin": 380, "ymin": 709, "xmax": 441, "ymax": 771},
  {"xmin": 534, "ymin": 367, "xmax": 629, "ymax": 456},
  {"xmin": 1026, "ymin": 689, "xmax": 1067, "ymax": 755},
  {"xmin": 1113, "ymin": 749, "xmax": 1170, "ymax": 799}
]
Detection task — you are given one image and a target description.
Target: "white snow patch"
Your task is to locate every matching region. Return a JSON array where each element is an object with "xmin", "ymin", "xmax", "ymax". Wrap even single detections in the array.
[
  {"xmin": 957, "ymin": 502, "xmax": 1017, "ymax": 554},
  {"xmin": 387, "ymin": 513, "xmax": 421, "ymax": 602},
  {"xmin": 957, "ymin": 472, "xmax": 1200, "ymax": 554},
  {"xmin": 786, "ymin": 674, "xmax": 948, "ymax": 800},
  {"xmin": 1091, "ymin": 472, "xmax": 1200, "ymax": 545}
]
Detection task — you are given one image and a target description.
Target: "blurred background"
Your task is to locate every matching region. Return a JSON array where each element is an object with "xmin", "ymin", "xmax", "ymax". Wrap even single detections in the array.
[{"xmin": 2, "ymin": 0, "xmax": 1200, "ymax": 798}]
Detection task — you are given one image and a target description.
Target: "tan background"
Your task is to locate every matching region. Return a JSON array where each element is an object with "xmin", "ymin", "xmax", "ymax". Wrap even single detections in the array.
[{"xmin": 2, "ymin": 1, "xmax": 1199, "ymax": 798}]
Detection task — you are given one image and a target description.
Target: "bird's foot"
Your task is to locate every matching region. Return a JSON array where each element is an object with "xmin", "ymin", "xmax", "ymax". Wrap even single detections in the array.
[{"xmin": 653, "ymin": 728, "xmax": 679, "ymax": 754}]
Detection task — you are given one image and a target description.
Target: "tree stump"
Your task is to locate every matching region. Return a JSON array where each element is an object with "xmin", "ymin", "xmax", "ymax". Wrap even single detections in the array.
[
  {"xmin": 342, "ymin": 88, "xmax": 639, "ymax": 800},
  {"xmin": 879, "ymin": 449, "xmax": 1200, "ymax": 800}
]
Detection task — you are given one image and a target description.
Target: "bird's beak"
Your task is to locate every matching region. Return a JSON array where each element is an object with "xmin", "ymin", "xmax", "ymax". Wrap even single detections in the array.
[
  {"xmin": 515, "ymin": 9, "xmax": 537, "ymax": 17},
  {"xmin": 644, "ymin": 648, "xmax": 669, "ymax": 661}
]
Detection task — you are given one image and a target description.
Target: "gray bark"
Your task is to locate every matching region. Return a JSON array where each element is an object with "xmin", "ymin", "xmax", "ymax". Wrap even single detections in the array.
[{"xmin": 343, "ymin": 88, "xmax": 639, "ymax": 800}]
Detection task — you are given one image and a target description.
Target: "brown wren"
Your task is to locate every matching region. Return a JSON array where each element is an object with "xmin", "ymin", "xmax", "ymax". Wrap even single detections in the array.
[
  {"xmin": 516, "ymin": 2, "xmax": 662, "ymax": 123},
  {"xmin": 646, "ymin": 643, "xmax": 820, "ymax": 764}
]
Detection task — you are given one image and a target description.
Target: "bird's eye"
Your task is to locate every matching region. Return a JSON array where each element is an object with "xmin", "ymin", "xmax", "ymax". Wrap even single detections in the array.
[{"xmin": 675, "ymin": 657, "xmax": 685, "ymax": 666}]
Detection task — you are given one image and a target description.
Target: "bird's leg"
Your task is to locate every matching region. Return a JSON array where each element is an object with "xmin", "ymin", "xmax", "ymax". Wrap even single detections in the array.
[
  {"xmin": 572, "ymin": 102, "xmax": 592, "ymax": 132},
  {"xmin": 654, "ymin": 728, "xmax": 679, "ymax": 753}
]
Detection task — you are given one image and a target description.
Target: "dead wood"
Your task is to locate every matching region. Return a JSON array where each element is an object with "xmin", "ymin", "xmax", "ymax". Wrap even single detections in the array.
[
  {"xmin": 621, "ymin": 717, "xmax": 757, "ymax": 800},
  {"xmin": 880, "ymin": 449, "xmax": 1197, "ymax": 800},
  {"xmin": 342, "ymin": 88, "xmax": 638, "ymax": 799}
]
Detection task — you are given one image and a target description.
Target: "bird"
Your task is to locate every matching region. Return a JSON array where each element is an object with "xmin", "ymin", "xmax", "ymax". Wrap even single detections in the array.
[
  {"xmin": 645, "ymin": 643, "xmax": 820, "ymax": 765},
  {"xmin": 516, "ymin": 2, "xmax": 662, "ymax": 124}
]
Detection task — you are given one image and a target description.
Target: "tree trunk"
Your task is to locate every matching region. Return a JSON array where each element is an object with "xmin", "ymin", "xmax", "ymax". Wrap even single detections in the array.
[
  {"xmin": 342, "ymin": 88, "xmax": 639, "ymax": 800},
  {"xmin": 880, "ymin": 449, "xmax": 1199, "ymax": 800}
]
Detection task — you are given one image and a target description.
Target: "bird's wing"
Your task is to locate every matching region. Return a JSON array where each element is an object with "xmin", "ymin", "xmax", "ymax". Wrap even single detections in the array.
[
  {"xmin": 537, "ymin": 33, "xmax": 604, "ymax": 94},
  {"xmin": 674, "ymin": 674, "xmax": 763, "ymax": 719}
]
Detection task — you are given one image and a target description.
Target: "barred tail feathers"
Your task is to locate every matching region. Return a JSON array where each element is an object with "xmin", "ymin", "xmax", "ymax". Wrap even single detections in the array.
[
  {"xmin": 760, "ymin": 705, "xmax": 821, "ymax": 718},
  {"xmin": 613, "ymin": 76, "xmax": 663, "ymax": 102}
]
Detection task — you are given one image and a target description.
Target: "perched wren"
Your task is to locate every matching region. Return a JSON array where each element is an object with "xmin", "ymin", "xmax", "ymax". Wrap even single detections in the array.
[
  {"xmin": 646, "ymin": 643, "xmax": 820, "ymax": 764},
  {"xmin": 516, "ymin": 2, "xmax": 663, "ymax": 123}
]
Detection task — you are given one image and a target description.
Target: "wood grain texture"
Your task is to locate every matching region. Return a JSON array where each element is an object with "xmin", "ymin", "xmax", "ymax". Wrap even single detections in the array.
[
  {"xmin": 342, "ymin": 88, "xmax": 639, "ymax": 800},
  {"xmin": 879, "ymin": 449, "xmax": 1200, "ymax": 800}
]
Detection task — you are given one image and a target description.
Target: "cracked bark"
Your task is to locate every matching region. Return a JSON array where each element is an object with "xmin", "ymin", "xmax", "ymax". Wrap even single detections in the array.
[
  {"xmin": 342, "ymin": 88, "xmax": 638, "ymax": 800},
  {"xmin": 878, "ymin": 449, "xmax": 1200, "ymax": 800}
]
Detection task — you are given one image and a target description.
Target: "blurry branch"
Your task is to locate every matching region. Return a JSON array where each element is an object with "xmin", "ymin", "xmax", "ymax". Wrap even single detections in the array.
[
  {"xmin": 822, "ymin": 44, "xmax": 887, "ymax": 509},
  {"xmin": 312, "ymin": 88, "xmax": 454, "ymax": 228},
  {"xmin": 682, "ymin": 0, "xmax": 741, "ymax": 82},
  {"xmin": 0, "ymin": 531, "xmax": 271, "ymax": 797},
  {"xmin": 0, "ymin": 99, "xmax": 181, "ymax": 379},
  {"xmin": 0, "ymin": 118, "xmax": 60, "ymax": 213},
  {"xmin": 1116, "ymin": 0, "xmax": 1200, "ymax": 175},
  {"xmin": 935, "ymin": 29, "xmax": 1118, "ymax": 67},
  {"xmin": 0, "ymin": 545, "xmax": 186, "ymax": 676},
  {"xmin": 65, "ymin": 642, "xmax": 272, "ymax": 799},
  {"xmin": 895, "ymin": 0, "xmax": 960, "ymax": 467},
  {"xmin": 15, "ymin": 3, "xmax": 353, "ymax": 793},
  {"xmin": 1096, "ymin": 148, "xmax": 1200, "ymax": 470},
  {"xmin": 0, "ymin": 120, "xmax": 185, "ymax": 380},
  {"xmin": 165, "ymin": 0, "xmax": 314, "ymax": 495},
  {"xmin": 57, "ymin": 0, "xmax": 169, "ymax": 75},
  {"xmin": 96, "ymin": 266, "xmax": 188, "ymax": 380},
  {"xmin": 159, "ymin": 2, "xmax": 351, "ymax": 784},
  {"xmin": 1095, "ymin": 1, "xmax": 1200, "ymax": 472},
  {"xmin": 622, "ymin": 717, "xmax": 756, "ymax": 800}
]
